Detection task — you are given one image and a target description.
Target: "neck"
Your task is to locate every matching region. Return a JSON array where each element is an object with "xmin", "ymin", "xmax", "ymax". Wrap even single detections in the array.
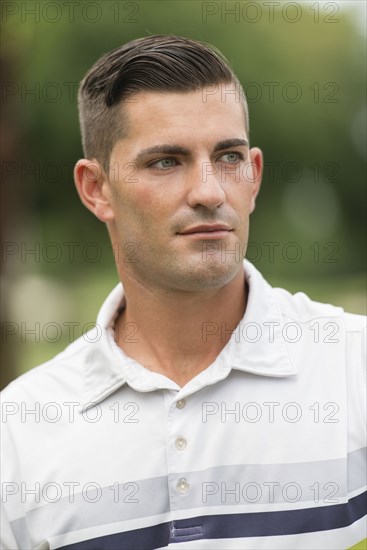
[{"xmin": 114, "ymin": 268, "xmax": 247, "ymax": 387}]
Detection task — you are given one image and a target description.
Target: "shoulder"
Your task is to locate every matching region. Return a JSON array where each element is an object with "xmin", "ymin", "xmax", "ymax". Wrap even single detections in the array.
[
  {"xmin": 271, "ymin": 285, "xmax": 366, "ymax": 435},
  {"xmin": 273, "ymin": 286, "xmax": 366, "ymax": 340},
  {"xmin": 272, "ymin": 286, "xmax": 344, "ymax": 321},
  {"xmin": 274, "ymin": 281, "xmax": 366, "ymax": 416},
  {"xmin": 1, "ymin": 331, "xmax": 90, "ymax": 403},
  {"xmin": 272, "ymin": 284, "xmax": 366, "ymax": 344},
  {"xmin": 273, "ymin": 285, "xmax": 366, "ymax": 332}
]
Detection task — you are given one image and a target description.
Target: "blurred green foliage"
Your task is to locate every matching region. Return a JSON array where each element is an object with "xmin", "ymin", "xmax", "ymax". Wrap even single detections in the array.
[{"xmin": 2, "ymin": 1, "xmax": 366, "ymax": 381}]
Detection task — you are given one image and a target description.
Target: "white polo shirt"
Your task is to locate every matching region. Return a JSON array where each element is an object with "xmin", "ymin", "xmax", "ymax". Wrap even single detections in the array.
[{"xmin": 1, "ymin": 260, "xmax": 366, "ymax": 550}]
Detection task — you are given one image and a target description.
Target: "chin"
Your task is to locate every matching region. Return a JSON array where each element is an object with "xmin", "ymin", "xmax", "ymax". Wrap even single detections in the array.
[{"xmin": 177, "ymin": 257, "xmax": 242, "ymax": 291}]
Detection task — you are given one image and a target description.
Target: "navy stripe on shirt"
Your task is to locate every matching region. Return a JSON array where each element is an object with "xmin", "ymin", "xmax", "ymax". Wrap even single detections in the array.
[{"xmin": 59, "ymin": 490, "xmax": 367, "ymax": 550}]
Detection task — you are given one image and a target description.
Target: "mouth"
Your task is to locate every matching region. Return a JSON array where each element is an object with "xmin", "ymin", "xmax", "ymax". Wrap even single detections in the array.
[{"xmin": 177, "ymin": 224, "xmax": 233, "ymax": 239}]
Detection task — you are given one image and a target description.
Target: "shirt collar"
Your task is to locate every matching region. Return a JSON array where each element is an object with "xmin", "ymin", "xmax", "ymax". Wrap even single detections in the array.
[
  {"xmin": 82, "ymin": 260, "xmax": 296, "ymax": 407},
  {"xmin": 231, "ymin": 260, "xmax": 296, "ymax": 377}
]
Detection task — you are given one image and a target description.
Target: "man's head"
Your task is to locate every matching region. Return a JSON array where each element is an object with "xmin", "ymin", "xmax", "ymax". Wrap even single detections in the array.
[
  {"xmin": 78, "ymin": 34, "xmax": 249, "ymax": 173},
  {"xmin": 75, "ymin": 35, "xmax": 262, "ymax": 293}
]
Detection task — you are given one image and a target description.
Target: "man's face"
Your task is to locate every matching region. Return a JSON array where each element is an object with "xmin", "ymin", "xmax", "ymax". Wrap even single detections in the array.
[{"xmin": 106, "ymin": 84, "xmax": 262, "ymax": 292}]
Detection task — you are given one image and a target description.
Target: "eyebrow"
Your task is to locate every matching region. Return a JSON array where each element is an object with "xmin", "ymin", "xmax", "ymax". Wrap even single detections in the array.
[
  {"xmin": 134, "ymin": 138, "xmax": 249, "ymax": 163},
  {"xmin": 213, "ymin": 138, "xmax": 249, "ymax": 152}
]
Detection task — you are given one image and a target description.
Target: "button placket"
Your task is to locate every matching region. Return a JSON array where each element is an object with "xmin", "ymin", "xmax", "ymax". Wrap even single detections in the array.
[
  {"xmin": 170, "ymin": 397, "xmax": 190, "ymax": 500},
  {"xmin": 174, "ymin": 399, "xmax": 187, "ymax": 457}
]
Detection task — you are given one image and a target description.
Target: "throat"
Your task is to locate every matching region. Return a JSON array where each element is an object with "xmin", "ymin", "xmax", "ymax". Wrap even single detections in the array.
[{"xmin": 113, "ymin": 277, "xmax": 248, "ymax": 386}]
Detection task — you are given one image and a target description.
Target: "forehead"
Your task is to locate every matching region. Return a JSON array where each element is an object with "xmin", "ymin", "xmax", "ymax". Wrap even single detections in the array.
[{"xmin": 121, "ymin": 85, "xmax": 247, "ymax": 146}]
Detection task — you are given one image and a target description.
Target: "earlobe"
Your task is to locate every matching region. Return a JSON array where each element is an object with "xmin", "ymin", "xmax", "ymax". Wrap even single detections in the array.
[{"xmin": 74, "ymin": 159, "xmax": 115, "ymax": 222}]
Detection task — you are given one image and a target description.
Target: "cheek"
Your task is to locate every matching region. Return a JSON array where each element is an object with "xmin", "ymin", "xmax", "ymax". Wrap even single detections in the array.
[
  {"xmin": 230, "ymin": 178, "xmax": 253, "ymax": 210},
  {"xmin": 112, "ymin": 184, "xmax": 172, "ymax": 228}
]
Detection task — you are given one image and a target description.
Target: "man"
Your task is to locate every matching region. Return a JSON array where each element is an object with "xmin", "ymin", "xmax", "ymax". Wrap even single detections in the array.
[{"xmin": 1, "ymin": 35, "xmax": 366, "ymax": 549}]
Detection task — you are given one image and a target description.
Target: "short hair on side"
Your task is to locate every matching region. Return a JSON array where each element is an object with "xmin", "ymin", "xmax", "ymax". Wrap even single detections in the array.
[{"xmin": 78, "ymin": 34, "xmax": 249, "ymax": 173}]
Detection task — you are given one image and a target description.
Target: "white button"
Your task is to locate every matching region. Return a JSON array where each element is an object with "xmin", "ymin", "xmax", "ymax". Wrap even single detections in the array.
[
  {"xmin": 177, "ymin": 478, "xmax": 190, "ymax": 494},
  {"xmin": 176, "ymin": 399, "xmax": 186, "ymax": 409},
  {"xmin": 175, "ymin": 437, "xmax": 187, "ymax": 451}
]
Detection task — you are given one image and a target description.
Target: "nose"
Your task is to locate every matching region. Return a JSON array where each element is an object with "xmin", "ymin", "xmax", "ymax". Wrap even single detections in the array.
[{"xmin": 186, "ymin": 161, "xmax": 226, "ymax": 210}]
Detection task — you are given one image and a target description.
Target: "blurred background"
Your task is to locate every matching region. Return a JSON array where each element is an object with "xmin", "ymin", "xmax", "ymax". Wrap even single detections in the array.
[{"xmin": 1, "ymin": 0, "xmax": 366, "ymax": 389}]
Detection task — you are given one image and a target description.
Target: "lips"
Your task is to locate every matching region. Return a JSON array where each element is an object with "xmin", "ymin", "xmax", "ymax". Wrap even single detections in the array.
[{"xmin": 179, "ymin": 224, "xmax": 232, "ymax": 235}]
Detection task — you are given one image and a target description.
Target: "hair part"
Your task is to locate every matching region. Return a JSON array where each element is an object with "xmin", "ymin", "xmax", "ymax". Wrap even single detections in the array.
[{"xmin": 78, "ymin": 35, "xmax": 249, "ymax": 173}]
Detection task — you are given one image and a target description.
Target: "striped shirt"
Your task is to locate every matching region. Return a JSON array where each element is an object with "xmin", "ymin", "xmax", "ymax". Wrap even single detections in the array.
[{"xmin": 1, "ymin": 260, "xmax": 366, "ymax": 549}]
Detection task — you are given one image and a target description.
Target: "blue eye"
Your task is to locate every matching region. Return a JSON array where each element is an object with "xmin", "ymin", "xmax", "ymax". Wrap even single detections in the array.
[
  {"xmin": 151, "ymin": 158, "xmax": 177, "ymax": 169},
  {"xmin": 220, "ymin": 152, "xmax": 243, "ymax": 163}
]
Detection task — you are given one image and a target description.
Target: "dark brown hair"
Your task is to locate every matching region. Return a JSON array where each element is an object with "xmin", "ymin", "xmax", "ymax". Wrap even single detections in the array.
[{"xmin": 78, "ymin": 35, "xmax": 248, "ymax": 172}]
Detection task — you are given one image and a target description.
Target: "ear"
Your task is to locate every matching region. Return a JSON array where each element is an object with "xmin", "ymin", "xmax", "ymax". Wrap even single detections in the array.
[
  {"xmin": 248, "ymin": 147, "xmax": 263, "ymax": 214},
  {"xmin": 74, "ymin": 159, "xmax": 114, "ymax": 222}
]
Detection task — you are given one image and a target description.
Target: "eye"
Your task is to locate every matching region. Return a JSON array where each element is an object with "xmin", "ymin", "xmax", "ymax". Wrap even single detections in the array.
[
  {"xmin": 149, "ymin": 158, "xmax": 178, "ymax": 169},
  {"xmin": 219, "ymin": 152, "xmax": 244, "ymax": 164}
]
